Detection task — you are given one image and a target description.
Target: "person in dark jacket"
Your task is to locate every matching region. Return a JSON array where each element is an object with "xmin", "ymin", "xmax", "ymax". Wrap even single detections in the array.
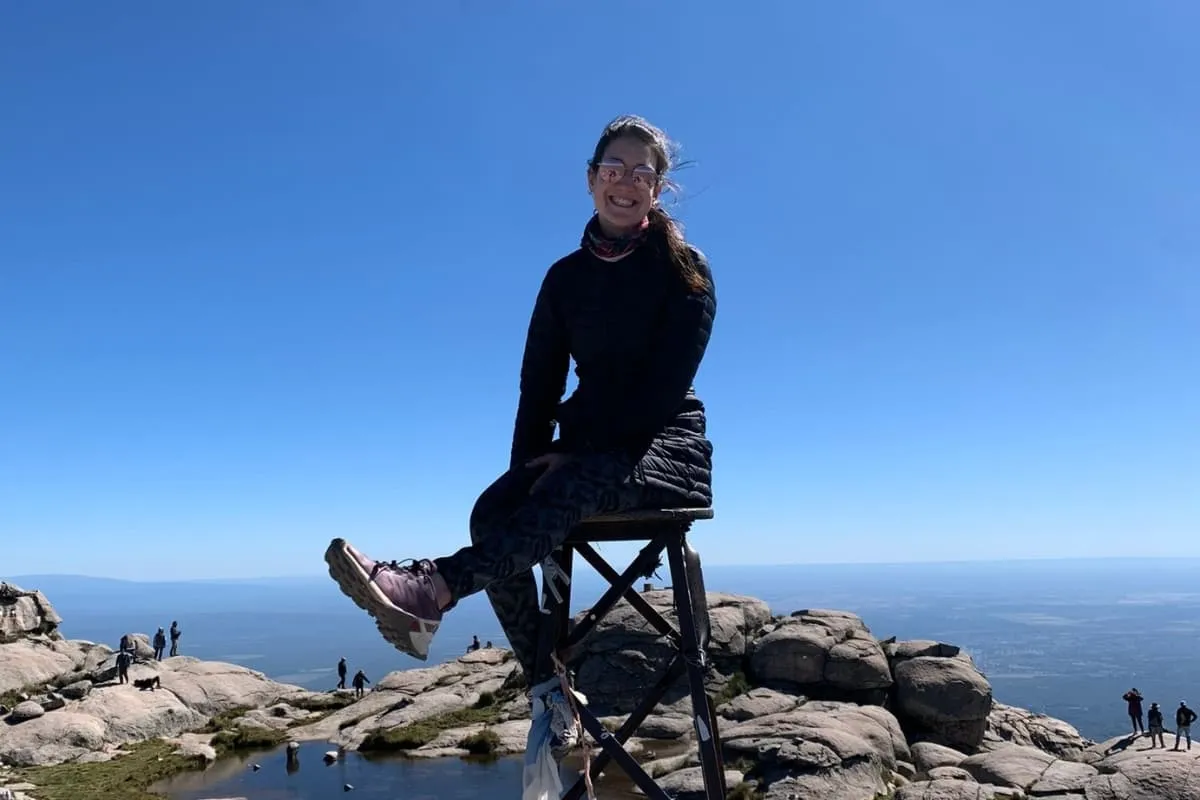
[
  {"xmin": 1123, "ymin": 688, "xmax": 1144, "ymax": 734},
  {"xmin": 351, "ymin": 669, "xmax": 370, "ymax": 699},
  {"xmin": 325, "ymin": 115, "xmax": 715, "ymax": 761},
  {"xmin": 1148, "ymin": 702, "xmax": 1165, "ymax": 748},
  {"xmin": 336, "ymin": 657, "xmax": 347, "ymax": 690},
  {"xmin": 1175, "ymin": 701, "xmax": 1197, "ymax": 751},
  {"xmin": 152, "ymin": 627, "xmax": 167, "ymax": 661},
  {"xmin": 116, "ymin": 648, "xmax": 133, "ymax": 685},
  {"xmin": 169, "ymin": 621, "xmax": 181, "ymax": 657}
]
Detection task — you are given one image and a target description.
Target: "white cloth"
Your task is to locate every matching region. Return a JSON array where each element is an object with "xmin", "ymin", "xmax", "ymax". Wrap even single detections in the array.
[{"xmin": 522, "ymin": 702, "xmax": 563, "ymax": 800}]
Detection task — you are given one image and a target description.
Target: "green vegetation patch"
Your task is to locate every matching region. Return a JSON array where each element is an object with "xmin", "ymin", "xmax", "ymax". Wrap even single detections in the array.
[
  {"xmin": 199, "ymin": 705, "xmax": 253, "ymax": 733},
  {"xmin": 359, "ymin": 688, "xmax": 516, "ymax": 753},
  {"xmin": 458, "ymin": 727, "xmax": 502, "ymax": 756},
  {"xmin": 710, "ymin": 670, "xmax": 752, "ymax": 707},
  {"xmin": 726, "ymin": 781, "xmax": 766, "ymax": 800},
  {"xmin": 0, "ymin": 683, "xmax": 44, "ymax": 710},
  {"xmin": 14, "ymin": 739, "xmax": 204, "ymax": 800},
  {"xmin": 196, "ymin": 704, "xmax": 288, "ymax": 754},
  {"xmin": 210, "ymin": 726, "xmax": 288, "ymax": 755}
]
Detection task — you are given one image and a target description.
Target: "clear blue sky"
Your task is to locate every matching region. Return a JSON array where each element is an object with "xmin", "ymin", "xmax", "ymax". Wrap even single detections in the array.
[{"xmin": 2, "ymin": 2, "xmax": 1196, "ymax": 580}]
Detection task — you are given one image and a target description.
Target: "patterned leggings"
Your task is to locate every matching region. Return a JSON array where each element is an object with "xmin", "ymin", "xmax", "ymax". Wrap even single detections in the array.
[{"xmin": 433, "ymin": 452, "xmax": 684, "ymax": 684}]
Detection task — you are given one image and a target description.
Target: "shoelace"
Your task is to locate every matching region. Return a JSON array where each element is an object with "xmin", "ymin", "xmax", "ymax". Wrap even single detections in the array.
[{"xmin": 369, "ymin": 558, "xmax": 429, "ymax": 579}]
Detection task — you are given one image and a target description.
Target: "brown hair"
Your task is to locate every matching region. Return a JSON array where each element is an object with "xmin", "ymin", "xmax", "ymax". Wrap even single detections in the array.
[{"xmin": 587, "ymin": 115, "xmax": 708, "ymax": 293}]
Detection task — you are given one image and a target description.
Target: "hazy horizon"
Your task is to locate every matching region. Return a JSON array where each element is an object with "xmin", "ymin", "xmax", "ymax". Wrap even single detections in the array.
[{"xmin": 8, "ymin": 554, "xmax": 1200, "ymax": 585}]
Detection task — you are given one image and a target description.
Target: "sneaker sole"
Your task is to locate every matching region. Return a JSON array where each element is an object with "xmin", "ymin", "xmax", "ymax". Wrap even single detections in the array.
[{"xmin": 324, "ymin": 538, "xmax": 434, "ymax": 661}]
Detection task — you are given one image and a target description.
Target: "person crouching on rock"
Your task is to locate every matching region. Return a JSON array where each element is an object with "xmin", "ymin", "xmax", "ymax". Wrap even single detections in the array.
[
  {"xmin": 351, "ymin": 669, "xmax": 370, "ymax": 698},
  {"xmin": 1123, "ymin": 687, "xmax": 1145, "ymax": 735},
  {"xmin": 323, "ymin": 114, "xmax": 717, "ymax": 765},
  {"xmin": 1148, "ymin": 702, "xmax": 1165, "ymax": 748}
]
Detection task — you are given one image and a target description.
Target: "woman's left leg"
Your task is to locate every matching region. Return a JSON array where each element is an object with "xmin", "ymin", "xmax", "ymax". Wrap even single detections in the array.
[
  {"xmin": 466, "ymin": 464, "xmax": 546, "ymax": 685},
  {"xmin": 325, "ymin": 451, "xmax": 654, "ymax": 660},
  {"xmin": 436, "ymin": 452, "xmax": 650, "ymax": 601}
]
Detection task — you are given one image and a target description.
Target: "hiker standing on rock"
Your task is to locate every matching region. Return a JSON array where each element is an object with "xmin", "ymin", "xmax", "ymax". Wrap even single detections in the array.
[
  {"xmin": 116, "ymin": 647, "xmax": 133, "ymax": 684},
  {"xmin": 169, "ymin": 621, "xmax": 181, "ymax": 657},
  {"xmin": 1148, "ymin": 702, "xmax": 1166, "ymax": 748},
  {"xmin": 1175, "ymin": 701, "xmax": 1197, "ymax": 751},
  {"xmin": 1123, "ymin": 687, "xmax": 1144, "ymax": 735},
  {"xmin": 337, "ymin": 657, "xmax": 347, "ymax": 690},
  {"xmin": 324, "ymin": 115, "xmax": 716, "ymax": 765},
  {"xmin": 152, "ymin": 627, "xmax": 167, "ymax": 660}
]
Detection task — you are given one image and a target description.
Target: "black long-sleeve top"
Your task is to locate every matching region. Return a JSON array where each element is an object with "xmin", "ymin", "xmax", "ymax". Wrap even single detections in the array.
[{"xmin": 508, "ymin": 243, "xmax": 716, "ymax": 479}]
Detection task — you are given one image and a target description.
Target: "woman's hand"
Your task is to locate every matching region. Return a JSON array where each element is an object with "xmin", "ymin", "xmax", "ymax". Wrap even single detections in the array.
[{"xmin": 526, "ymin": 452, "xmax": 573, "ymax": 494}]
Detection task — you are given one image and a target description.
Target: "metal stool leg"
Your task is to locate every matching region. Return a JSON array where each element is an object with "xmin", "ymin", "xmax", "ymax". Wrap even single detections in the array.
[{"xmin": 667, "ymin": 533, "xmax": 726, "ymax": 800}]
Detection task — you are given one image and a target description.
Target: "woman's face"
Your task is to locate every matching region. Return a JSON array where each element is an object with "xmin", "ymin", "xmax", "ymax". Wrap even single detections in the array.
[{"xmin": 587, "ymin": 135, "xmax": 662, "ymax": 235}]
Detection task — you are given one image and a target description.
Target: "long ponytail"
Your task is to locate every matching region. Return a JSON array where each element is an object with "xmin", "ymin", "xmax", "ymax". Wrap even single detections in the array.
[{"xmin": 647, "ymin": 205, "xmax": 708, "ymax": 293}]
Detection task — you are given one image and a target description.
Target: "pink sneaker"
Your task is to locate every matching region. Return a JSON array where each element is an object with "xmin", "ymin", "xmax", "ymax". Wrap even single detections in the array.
[{"xmin": 324, "ymin": 538, "xmax": 443, "ymax": 660}]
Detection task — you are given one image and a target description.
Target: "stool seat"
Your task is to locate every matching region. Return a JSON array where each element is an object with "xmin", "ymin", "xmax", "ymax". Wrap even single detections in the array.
[
  {"xmin": 579, "ymin": 507, "xmax": 715, "ymax": 524},
  {"xmin": 569, "ymin": 507, "xmax": 714, "ymax": 542},
  {"xmin": 536, "ymin": 505, "xmax": 726, "ymax": 800}
]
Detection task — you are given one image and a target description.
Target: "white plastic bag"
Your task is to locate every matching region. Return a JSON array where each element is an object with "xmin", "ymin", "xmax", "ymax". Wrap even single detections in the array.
[{"xmin": 522, "ymin": 705, "xmax": 563, "ymax": 800}]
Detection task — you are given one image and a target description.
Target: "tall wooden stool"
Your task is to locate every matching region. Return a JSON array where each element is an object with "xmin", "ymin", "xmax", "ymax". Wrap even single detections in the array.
[{"xmin": 534, "ymin": 508, "xmax": 726, "ymax": 800}]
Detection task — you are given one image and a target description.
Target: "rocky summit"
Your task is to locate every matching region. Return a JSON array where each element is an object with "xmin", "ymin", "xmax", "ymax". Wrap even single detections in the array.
[{"xmin": 2, "ymin": 583, "xmax": 1199, "ymax": 800}]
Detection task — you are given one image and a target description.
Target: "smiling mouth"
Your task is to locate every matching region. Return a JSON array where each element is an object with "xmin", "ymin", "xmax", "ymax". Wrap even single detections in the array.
[{"xmin": 608, "ymin": 195, "xmax": 637, "ymax": 209}]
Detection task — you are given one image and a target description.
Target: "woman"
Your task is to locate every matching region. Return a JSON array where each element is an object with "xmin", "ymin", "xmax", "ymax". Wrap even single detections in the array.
[{"xmin": 325, "ymin": 114, "xmax": 716, "ymax": 754}]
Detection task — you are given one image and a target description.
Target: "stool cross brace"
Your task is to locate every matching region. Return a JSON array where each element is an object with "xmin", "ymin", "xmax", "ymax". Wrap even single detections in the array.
[{"xmin": 534, "ymin": 508, "xmax": 726, "ymax": 800}]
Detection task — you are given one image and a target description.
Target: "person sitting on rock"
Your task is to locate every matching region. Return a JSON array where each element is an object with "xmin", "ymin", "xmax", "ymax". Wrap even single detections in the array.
[
  {"xmin": 169, "ymin": 621, "xmax": 181, "ymax": 657},
  {"xmin": 467, "ymin": 635, "xmax": 481, "ymax": 653},
  {"xmin": 152, "ymin": 627, "xmax": 167, "ymax": 661},
  {"xmin": 1123, "ymin": 687, "xmax": 1145, "ymax": 735},
  {"xmin": 1148, "ymin": 702, "xmax": 1166, "ymax": 748},
  {"xmin": 116, "ymin": 647, "xmax": 133, "ymax": 685},
  {"xmin": 485, "ymin": 640, "xmax": 493, "ymax": 649},
  {"xmin": 323, "ymin": 115, "xmax": 716, "ymax": 764},
  {"xmin": 351, "ymin": 669, "xmax": 370, "ymax": 698},
  {"xmin": 337, "ymin": 657, "xmax": 348, "ymax": 690},
  {"xmin": 1175, "ymin": 701, "xmax": 1197, "ymax": 751}
]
